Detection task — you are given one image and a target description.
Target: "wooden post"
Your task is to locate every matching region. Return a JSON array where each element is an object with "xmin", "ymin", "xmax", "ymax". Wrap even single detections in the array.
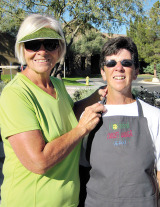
[
  {"xmin": 154, "ymin": 63, "xmax": 157, "ymax": 78},
  {"xmin": 10, "ymin": 62, "xmax": 13, "ymax": 80},
  {"xmin": 152, "ymin": 63, "xmax": 159, "ymax": 82}
]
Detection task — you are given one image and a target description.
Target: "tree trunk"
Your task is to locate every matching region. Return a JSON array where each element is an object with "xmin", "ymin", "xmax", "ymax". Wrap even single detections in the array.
[
  {"xmin": 51, "ymin": 57, "xmax": 65, "ymax": 79},
  {"xmin": 51, "ymin": 24, "xmax": 81, "ymax": 79}
]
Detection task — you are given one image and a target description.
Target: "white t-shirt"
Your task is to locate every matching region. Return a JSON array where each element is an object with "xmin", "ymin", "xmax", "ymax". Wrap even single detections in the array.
[{"xmin": 80, "ymin": 99, "xmax": 160, "ymax": 170}]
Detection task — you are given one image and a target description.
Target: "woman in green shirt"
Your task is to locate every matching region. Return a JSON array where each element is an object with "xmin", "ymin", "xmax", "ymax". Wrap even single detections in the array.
[{"xmin": 0, "ymin": 14, "xmax": 106, "ymax": 207}]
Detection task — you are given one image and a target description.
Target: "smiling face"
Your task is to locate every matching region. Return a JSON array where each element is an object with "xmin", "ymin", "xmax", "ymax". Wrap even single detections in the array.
[
  {"xmin": 101, "ymin": 49, "xmax": 139, "ymax": 96},
  {"xmin": 24, "ymin": 39, "xmax": 60, "ymax": 77}
]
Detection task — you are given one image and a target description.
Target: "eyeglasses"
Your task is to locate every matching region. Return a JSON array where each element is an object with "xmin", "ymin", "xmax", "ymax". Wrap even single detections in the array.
[
  {"xmin": 104, "ymin": 59, "xmax": 134, "ymax": 68},
  {"xmin": 24, "ymin": 39, "xmax": 59, "ymax": 52}
]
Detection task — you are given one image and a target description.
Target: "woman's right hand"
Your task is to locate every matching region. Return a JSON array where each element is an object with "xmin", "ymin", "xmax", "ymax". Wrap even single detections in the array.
[{"xmin": 77, "ymin": 102, "xmax": 106, "ymax": 135}]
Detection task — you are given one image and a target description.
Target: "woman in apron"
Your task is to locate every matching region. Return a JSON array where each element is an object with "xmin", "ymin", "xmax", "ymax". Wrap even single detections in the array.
[{"xmin": 80, "ymin": 36, "xmax": 160, "ymax": 207}]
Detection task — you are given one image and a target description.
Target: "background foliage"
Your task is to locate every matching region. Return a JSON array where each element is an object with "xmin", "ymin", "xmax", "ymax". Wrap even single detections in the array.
[
  {"xmin": 127, "ymin": 1, "xmax": 160, "ymax": 73},
  {"xmin": 0, "ymin": 0, "xmax": 144, "ymax": 35},
  {"xmin": 71, "ymin": 29, "xmax": 108, "ymax": 56}
]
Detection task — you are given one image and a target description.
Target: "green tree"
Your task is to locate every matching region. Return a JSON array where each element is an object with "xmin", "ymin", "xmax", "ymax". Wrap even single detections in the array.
[
  {"xmin": 0, "ymin": 0, "xmax": 144, "ymax": 34},
  {"xmin": 127, "ymin": 1, "xmax": 160, "ymax": 73},
  {"xmin": 146, "ymin": 1, "xmax": 160, "ymax": 64},
  {"xmin": 71, "ymin": 29, "xmax": 107, "ymax": 56},
  {"xmin": 0, "ymin": 0, "xmax": 144, "ymax": 77}
]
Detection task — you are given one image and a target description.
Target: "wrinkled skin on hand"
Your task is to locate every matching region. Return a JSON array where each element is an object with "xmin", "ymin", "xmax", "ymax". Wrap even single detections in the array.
[{"xmin": 77, "ymin": 102, "xmax": 106, "ymax": 135}]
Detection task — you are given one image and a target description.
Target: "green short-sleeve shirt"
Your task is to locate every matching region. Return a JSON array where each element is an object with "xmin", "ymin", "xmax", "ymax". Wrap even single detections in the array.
[{"xmin": 0, "ymin": 73, "xmax": 81, "ymax": 207}]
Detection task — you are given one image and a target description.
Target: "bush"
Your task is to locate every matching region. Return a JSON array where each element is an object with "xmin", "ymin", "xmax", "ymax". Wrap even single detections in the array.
[
  {"xmin": 132, "ymin": 87, "xmax": 160, "ymax": 108},
  {"xmin": 0, "ymin": 82, "xmax": 6, "ymax": 95},
  {"xmin": 72, "ymin": 89, "xmax": 96, "ymax": 101},
  {"xmin": 143, "ymin": 63, "xmax": 160, "ymax": 75}
]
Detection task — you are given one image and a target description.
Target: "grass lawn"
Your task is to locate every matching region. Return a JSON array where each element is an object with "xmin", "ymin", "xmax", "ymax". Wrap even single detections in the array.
[
  {"xmin": 138, "ymin": 74, "xmax": 154, "ymax": 82},
  {"xmin": 62, "ymin": 77, "xmax": 86, "ymax": 86},
  {"xmin": 138, "ymin": 74, "xmax": 153, "ymax": 77},
  {"xmin": 1, "ymin": 74, "xmax": 16, "ymax": 83},
  {"xmin": 0, "ymin": 74, "xmax": 87, "ymax": 86}
]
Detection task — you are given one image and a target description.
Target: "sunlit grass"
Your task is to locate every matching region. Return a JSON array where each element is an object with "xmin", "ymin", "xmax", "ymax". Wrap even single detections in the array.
[
  {"xmin": 1, "ymin": 74, "xmax": 16, "ymax": 83},
  {"xmin": 138, "ymin": 74, "xmax": 153, "ymax": 78},
  {"xmin": 62, "ymin": 77, "xmax": 86, "ymax": 86}
]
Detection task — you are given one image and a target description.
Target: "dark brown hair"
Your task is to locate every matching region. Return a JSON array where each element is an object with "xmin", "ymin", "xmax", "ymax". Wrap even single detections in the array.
[{"xmin": 100, "ymin": 36, "xmax": 139, "ymax": 70}]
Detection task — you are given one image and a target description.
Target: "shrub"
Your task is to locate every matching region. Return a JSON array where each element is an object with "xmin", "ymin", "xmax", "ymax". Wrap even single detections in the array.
[
  {"xmin": 72, "ymin": 89, "xmax": 96, "ymax": 101},
  {"xmin": 0, "ymin": 82, "xmax": 6, "ymax": 95},
  {"xmin": 132, "ymin": 87, "xmax": 160, "ymax": 108},
  {"xmin": 143, "ymin": 63, "xmax": 160, "ymax": 75}
]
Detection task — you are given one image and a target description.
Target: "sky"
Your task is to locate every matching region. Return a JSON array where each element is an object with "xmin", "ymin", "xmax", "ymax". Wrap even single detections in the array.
[
  {"xmin": 114, "ymin": 0, "xmax": 158, "ymax": 35},
  {"xmin": 144, "ymin": 0, "xmax": 158, "ymax": 10}
]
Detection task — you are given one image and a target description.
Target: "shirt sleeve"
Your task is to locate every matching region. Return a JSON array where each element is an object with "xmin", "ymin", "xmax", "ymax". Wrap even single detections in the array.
[{"xmin": 0, "ymin": 87, "xmax": 40, "ymax": 139}]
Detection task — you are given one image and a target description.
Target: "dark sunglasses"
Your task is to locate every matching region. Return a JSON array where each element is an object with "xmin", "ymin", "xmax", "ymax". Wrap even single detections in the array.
[
  {"xmin": 104, "ymin": 59, "xmax": 134, "ymax": 68},
  {"xmin": 24, "ymin": 39, "xmax": 59, "ymax": 52}
]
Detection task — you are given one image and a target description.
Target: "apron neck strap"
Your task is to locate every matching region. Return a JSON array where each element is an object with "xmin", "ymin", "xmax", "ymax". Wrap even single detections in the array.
[{"xmin": 136, "ymin": 99, "xmax": 144, "ymax": 117}]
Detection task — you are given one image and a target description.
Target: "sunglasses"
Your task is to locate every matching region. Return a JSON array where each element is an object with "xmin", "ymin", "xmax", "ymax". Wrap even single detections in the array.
[
  {"xmin": 104, "ymin": 59, "xmax": 134, "ymax": 68},
  {"xmin": 24, "ymin": 39, "xmax": 59, "ymax": 52}
]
